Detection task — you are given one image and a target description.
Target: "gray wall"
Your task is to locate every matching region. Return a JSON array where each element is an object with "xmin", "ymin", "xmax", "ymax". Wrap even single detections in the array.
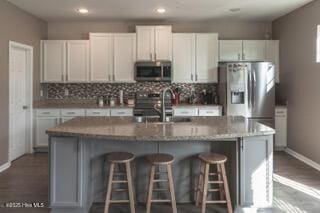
[
  {"xmin": 0, "ymin": 0, "xmax": 47, "ymax": 165},
  {"xmin": 48, "ymin": 20, "xmax": 271, "ymax": 40},
  {"xmin": 273, "ymin": 0, "xmax": 320, "ymax": 164}
]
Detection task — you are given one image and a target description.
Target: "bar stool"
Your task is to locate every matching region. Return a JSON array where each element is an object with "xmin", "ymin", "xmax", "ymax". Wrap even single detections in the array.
[
  {"xmin": 146, "ymin": 153, "xmax": 177, "ymax": 213},
  {"xmin": 104, "ymin": 152, "xmax": 135, "ymax": 213},
  {"xmin": 195, "ymin": 153, "xmax": 232, "ymax": 213}
]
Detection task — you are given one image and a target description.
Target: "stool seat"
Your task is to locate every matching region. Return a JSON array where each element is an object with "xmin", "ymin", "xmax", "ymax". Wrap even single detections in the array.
[
  {"xmin": 199, "ymin": 153, "xmax": 227, "ymax": 164},
  {"xmin": 107, "ymin": 152, "xmax": 135, "ymax": 163},
  {"xmin": 146, "ymin": 153, "xmax": 174, "ymax": 165}
]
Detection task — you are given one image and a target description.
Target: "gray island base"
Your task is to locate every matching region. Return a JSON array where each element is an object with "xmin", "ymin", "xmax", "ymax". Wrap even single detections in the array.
[{"xmin": 47, "ymin": 116, "xmax": 275, "ymax": 213}]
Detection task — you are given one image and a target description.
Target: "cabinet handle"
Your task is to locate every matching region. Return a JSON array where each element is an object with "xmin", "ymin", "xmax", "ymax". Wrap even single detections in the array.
[
  {"xmin": 113, "ymin": 74, "xmax": 115, "ymax": 81},
  {"xmin": 66, "ymin": 74, "xmax": 68, "ymax": 82},
  {"xmin": 92, "ymin": 112, "xmax": 100, "ymax": 115},
  {"xmin": 155, "ymin": 53, "xmax": 157, "ymax": 61},
  {"xmin": 191, "ymin": 74, "xmax": 194, "ymax": 81},
  {"xmin": 67, "ymin": 112, "xmax": 75, "ymax": 115},
  {"xmin": 150, "ymin": 53, "xmax": 153, "ymax": 61},
  {"xmin": 61, "ymin": 74, "xmax": 64, "ymax": 81},
  {"xmin": 195, "ymin": 74, "xmax": 198, "ymax": 81},
  {"xmin": 243, "ymin": 53, "xmax": 246, "ymax": 60},
  {"xmin": 108, "ymin": 74, "xmax": 111, "ymax": 81},
  {"xmin": 238, "ymin": 54, "xmax": 241, "ymax": 60},
  {"xmin": 42, "ymin": 112, "xmax": 50, "ymax": 115},
  {"xmin": 118, "ymin": 112, "xmax": 125, "ymax": 115}
]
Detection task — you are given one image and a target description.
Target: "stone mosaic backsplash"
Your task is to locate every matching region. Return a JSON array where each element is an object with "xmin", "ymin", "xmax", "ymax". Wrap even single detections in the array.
[{"xmin": 41, "ymin": 82, "xmax": 218, "ymax": 103}]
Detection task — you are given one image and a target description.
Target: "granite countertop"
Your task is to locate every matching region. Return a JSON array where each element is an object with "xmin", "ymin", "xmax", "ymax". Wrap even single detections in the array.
[
  {"xmin": 33, "ymin": 100, "xmax": 134, "ymax": 109},
  {"xmin": 46, "ymin": 116, "xmax": 275, "ymax": 141}
]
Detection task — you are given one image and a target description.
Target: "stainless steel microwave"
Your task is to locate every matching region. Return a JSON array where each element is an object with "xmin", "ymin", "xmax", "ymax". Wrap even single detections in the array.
[{"xmin": 134, "ymin": 61, "xmax": 172, "ymax": 82}]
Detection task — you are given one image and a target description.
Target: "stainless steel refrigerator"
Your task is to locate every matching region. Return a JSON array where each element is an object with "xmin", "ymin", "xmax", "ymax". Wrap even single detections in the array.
[{"xmin": 218, "ymin": 62, "xmax": 275, "ymax": 127}]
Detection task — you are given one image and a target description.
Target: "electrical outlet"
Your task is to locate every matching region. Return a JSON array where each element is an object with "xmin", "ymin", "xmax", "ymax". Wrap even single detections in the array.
[{"xmin": 64, "ymin": 88, "xmax": 69, "ymax": 96}]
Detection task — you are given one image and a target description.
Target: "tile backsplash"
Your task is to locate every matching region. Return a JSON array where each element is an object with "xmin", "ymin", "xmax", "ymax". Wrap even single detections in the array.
[{"xmin": 41, "ymin": 82, "xmax": 218, "ymax": 103}]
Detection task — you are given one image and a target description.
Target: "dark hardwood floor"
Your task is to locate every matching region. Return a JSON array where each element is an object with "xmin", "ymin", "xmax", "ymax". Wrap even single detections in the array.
[{"xmin": 0, "ymin": 152, "xmax": 319, "ymax": 213}]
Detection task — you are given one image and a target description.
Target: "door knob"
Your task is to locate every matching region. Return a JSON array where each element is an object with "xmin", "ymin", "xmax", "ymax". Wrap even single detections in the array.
[{"xmin": 23, "ymin": 106, "xmax": 28, "ymax": 110}]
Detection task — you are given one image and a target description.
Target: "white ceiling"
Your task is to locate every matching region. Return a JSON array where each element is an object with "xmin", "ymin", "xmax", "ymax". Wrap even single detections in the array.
[{"xmin": 7, "ymin": 0, "xmax": 313, "ymax": 22}]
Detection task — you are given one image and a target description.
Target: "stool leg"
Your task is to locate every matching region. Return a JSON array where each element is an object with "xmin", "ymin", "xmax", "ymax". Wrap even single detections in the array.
[
  {"xmin": 104, "ymin": 163, "xmax": 115, "ymax": 213},
  {"xmin": 146, "ymin": 165, "xmax": 155, "ymax": 213},
  {"xmin": 220, "ymin": 163, "xmax": 233, "ymax": 213},
  {"xmin": 126, "ymin": 162, "xmax": 135, "ymax": 213},
  {"xmin": 217, "ymin": 164, "xmax": 225, "ymax": 201},
  {"xmin": 196, "ymin": 161, "xmax": 205, "ymax": 206},
  {"xmin": 167, "ymin": 164, "xmax": 177, "ymax": 213},
  {"xmin": 201, "ymin": 163, "xmax": 209, "ymax": 213}
]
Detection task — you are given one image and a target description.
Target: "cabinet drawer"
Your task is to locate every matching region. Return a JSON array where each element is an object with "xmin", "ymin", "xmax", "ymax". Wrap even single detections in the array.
[
  {"xmin": 198, "ymin": 108, "xmax": 221, "ymax": 116},
  {"xmin": 110, "ymin": 108, "xmax": 133, "ymax": 116},
  {"xmin": 275, "ymin": 108, "xmax": 287, "ymax": 117},
  {"xmin": 61, "ymin": 109, "xmax": 86, "ymax": 117},
  {"xmin": 86, "ymin": 109, "xmax": 110, "ymax": 116},
  {"xmin": 173, "ymin": 108, "xmax": 198, "ymax": 116},
  {"xmin": 36, "ymin": 109, "xmax": 61, "ymax": 117}
]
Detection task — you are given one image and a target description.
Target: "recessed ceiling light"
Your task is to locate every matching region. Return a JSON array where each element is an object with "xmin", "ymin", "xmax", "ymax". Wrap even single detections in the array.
[
  {"xmin": 156, "ymin": 8, "xmax": 166, "ymax": 14},
  {"xmin": 230, "ymin": 8, "xmax": 241, "ymax": 12},
  {"xmin": 77, "ymin": 8, "xmax": 89, "ymax": 14}
]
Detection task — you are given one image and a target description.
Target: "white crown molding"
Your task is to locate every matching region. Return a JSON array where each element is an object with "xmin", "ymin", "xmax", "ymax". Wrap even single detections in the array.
[
  {"xmin": 0, "ymin": 162, "xmax": 11, "ymax": 173},
  {"xmin": 285, "ymin": 148, "xmax": 320, "ymax": 172}
]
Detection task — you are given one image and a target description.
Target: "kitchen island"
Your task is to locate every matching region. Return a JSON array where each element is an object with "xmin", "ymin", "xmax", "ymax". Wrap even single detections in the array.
[{"xmin": 46, "ymin": 116, "xmax": 275, "ymax": 213}]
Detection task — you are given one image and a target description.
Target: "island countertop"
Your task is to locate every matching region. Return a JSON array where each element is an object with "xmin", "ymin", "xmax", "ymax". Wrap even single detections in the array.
[{"xmin": 46, "ymin": 116, "xmax": 275, "ymax": 141}]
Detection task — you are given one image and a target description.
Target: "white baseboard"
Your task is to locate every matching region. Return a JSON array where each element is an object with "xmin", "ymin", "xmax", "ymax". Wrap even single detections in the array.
[
  {"xmin": 285, "ymin": 148, "xmax": 320, "ymax": 172},
  {"xmin": 0, "ymin": 162, "xmax": 11, "ymax": 173}
]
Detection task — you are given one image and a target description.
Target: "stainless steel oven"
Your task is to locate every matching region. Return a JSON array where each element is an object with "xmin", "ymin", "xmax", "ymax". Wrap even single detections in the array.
[{"xmin": 135, "ymin": 61, "xmax": 172, "ymax": 82}]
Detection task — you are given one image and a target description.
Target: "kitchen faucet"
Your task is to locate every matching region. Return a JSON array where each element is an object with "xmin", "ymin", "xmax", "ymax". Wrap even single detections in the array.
[{"xmin": 154, "ymin": 87, "xmax": 175, "ymax": 122}]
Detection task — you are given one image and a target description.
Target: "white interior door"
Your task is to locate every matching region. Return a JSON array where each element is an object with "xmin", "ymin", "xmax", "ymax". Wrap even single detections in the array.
[{"xmin": 9, "ymin": 42, "xmax": 32, "ymax": 161}]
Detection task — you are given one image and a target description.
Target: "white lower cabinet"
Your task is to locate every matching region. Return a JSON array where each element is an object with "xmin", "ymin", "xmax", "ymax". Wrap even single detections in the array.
[
  {"xmin": 35, "ymin": 117, "xmax": 60, "ymax": 147},
  {"xmin": 275, "ymin": 107, "xmax": 287, "ymax": 149},
  {"xmin": 173, "ymin": 106, "xmax": 222, "ymax": 117},
  {"xmin": 110, "ymin": 108, "xmax": 133, "ymax": 116},
  {"xmin": 173, "ymin": 107, "xmax": 198, "ymax": 117},
  {"xmin": 86, "ymin": 109, "xmax": 111, "ymax": 116}
]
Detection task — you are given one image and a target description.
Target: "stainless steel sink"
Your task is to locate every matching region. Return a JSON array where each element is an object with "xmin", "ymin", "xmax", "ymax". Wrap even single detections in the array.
[{"xmin": 133, "ymin": 116, "xmax": 192, "ymax": 124}]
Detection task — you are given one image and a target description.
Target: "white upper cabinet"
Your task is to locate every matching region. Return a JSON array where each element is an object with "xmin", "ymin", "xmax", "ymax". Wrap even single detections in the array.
[
  {"xmin": 136, "ymin": 26, "xmax": 172, "ymax": 61},
  {"xmin": 113, "ymin": 33, "xmax": 136, "ymax": 82},
  {"xmin": 90, "ymin": 33, "xmax": 113, "ymax": 82},
  {"xmin": 219, "ymin": 40, "xmax": 243, "ymax": 61},
  {"xmin": 172, "ymin": 34, "xmax": 195, "ymax": 83},
  {"xmin": 42, "ymin": 40, "xmax": 66, "ymax": 82},
  {"xmin": 242, "ymin": 40, "xmax": 266, "ymax": 61},
  {"xmin": 136, "ymin": 26, "xmax": 155, "ymax": 61},
  {"xmin": 195, "ymin": 33, "xmax": 219, "ymax": 83},
  {"xmin": 66, "ymin": 41, "xmax": 89, "ymax": 82},
  {"xmin": 154, "ymin": 26, "xmax": 172, "ymax": 61},
  {"xmin": 266, "ymin": 40, "xmax": 280, "ymax": 83}
]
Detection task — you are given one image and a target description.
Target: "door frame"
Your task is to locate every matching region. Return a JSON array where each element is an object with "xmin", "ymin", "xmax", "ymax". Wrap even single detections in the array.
[{"xmin": 8, "ymin": 41, "xmax": 34, "ymax": 162}]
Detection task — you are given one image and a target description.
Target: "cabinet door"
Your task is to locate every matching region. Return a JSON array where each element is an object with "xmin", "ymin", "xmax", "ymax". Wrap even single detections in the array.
[
  {"xmin": 195, "ymin": 34, "xmax": 219, "ymax": 83},
  {"xmin": 172, "ymin": 34, "xmax": 195, "ymax": 83},
  {"xmin": 42, "ymin": 40, "xmax": 66, "ymax": 82},
  {"xmin": 242, "ymin": 40, "xmax": 266, "ymax": 61},
  {"xmin": 90, "ymin": 34, "xmax": 113, "ymax": 82},
  {"xmin": 113, "ymin": 34, "xmax": 136, "ymax": 82},
  {"xmin": 67, "ymin": 41, "xmax": 89, "ymax": 82},
  {"xmin": 155, "ymin": 26, "xmax": 172, "ymax": 61},
  {"xmin": 240, "ymin": 136, "xmax": 273, "ymax": 207},
  {"xmin": 219, "ymin": 40, "xmax": 243, "ymax": 61},
  {"xmin": 35, "ymin": 117, "xmax": 59, "ymax": 147},
  {"xmin": 266, "ymin": 40, "xmax": 280, "ymax": 83},
  {"xmin": 136, "ymin": 26, "xmax": 155, "ymax": 61},
  {"xmin": 275, "ymin": 108, "xmax": 287, "ymax": 148}
]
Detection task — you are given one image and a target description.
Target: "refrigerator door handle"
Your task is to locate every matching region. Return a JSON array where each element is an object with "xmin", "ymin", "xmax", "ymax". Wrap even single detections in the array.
[
  {"xmin": 247, "ymin": 70, "xmax": 252, "ymax": 110},
  {"xmin": 252, "ymin": 70, "xmax": 256, "ymax": 107}
]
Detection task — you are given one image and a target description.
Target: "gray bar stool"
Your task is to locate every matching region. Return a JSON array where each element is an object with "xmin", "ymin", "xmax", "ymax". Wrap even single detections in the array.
[
  {"xmin": 104, "ymin": 152, "xmax": 135, "ymax": 213},
  {"xmin": 146, "ymin": 153, "xmax": 177, "ymax": 213},
  {"xmin": 195, "ymin": 153, "xmax": 232, "ymax": 213}
]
